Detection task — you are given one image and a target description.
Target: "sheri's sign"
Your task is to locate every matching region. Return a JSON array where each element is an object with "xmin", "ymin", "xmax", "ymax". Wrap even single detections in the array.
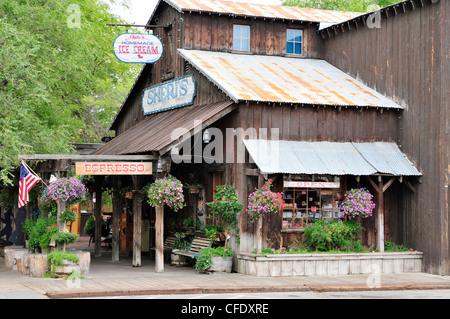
[
  {"xmin": 142, "ymin": 74, "xmax": 196, "ymax": 115},
  {"xmin": 283, "ymin": 181, "xmax": 340, "ymax": 188},
  {"xmin": 113, "ymin": 33, "xmax": 163, "ymax": 64},
  {"xmin": 75, "ymin": 162, "xmax": 152, "ymax": 175}
]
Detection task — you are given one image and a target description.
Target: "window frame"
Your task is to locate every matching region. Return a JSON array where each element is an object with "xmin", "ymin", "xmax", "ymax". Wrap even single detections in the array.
[
  {"xmin": 233, "ymin": 24, "xmax": 250, "ymax": 52},
  {"xmin": 286, "ymin": 28, "xmax": 303, "ymax": 56}
]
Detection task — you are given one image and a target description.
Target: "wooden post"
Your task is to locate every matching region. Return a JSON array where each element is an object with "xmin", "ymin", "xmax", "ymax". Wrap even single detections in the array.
[
  {"xmin": 256, "ymin": 175, "xmax": 264, "ymax": 254},
  {"xmin": 365, "ymin": 176, "xmax": 396, "ymax": 253},
  {"xmin": 111, "ymin": 177, "xmax": 120, "ymax": 262},
  {"xmin": 132, "ymin": 176, "xmax": 142, "ymax": 267},
  {"xmin": 57, "ymin": 200, "xmax": 66, "ymax": 233},
  {"xmin": 377, "ymin": 177, "xmax": 384, "ymax": 253},
  {"xmin": 54, "ymin": 170, "xmax": 67, "ymax": 234},
  {"xmin": 155, "ymin": 204, "xmax": 164, "ymax": 273},
  {"xmin": 94, "ymin": 176, "xmax": 103, "ymax": 258}
]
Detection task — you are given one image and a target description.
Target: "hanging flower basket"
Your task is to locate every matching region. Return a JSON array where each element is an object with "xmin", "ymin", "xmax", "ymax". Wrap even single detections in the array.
[
  {"xmin": 47, "ymin": 177, "xmax": 87, "ymax": 204},
  {"xmin": 340, "ymin": 188, "xmax": 376, "ymax": 220},
  {"xmin": 246, "ymin": 179, "xmax": 284, "ymax": 223},
  {"xmin": 146, "ymin": 175, "xmax": 185, "ymax": 212}
]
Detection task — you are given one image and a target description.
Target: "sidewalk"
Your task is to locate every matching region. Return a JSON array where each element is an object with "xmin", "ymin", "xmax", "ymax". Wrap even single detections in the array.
[{"xmin": 2, "ymin": 236, "xmax": 450, "ymax": 299}]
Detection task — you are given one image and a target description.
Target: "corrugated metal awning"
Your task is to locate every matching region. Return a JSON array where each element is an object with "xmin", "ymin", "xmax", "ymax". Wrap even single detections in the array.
[
  {"xmin": 94, "ymin": 100, "xmax": 235, "ymax": 155},
  {"xmin": 243, "ymin": 140, "xmax": 421, "ymax": 176},
  {"xmin": 178, "ymin": 50, "xmax": 402, "ymax": 109},
  {"xmin": 165, "ymin": 0, "xmax": 362, "ymax": 23}
]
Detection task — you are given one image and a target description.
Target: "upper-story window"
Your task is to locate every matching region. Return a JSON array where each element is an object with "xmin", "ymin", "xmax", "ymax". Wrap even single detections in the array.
[
  {"xmin": 233, "ymin": 25, "xmax": 250, "ymax": 51},
  {"xmin": 286, "ymin": 29, "xmax": 303, "ymax": 55}
]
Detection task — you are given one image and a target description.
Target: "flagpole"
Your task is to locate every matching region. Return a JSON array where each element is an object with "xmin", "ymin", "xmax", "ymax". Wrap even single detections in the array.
[{"xmin": 22, "ymin": 160, "xmax": 48, "ymax": 187}]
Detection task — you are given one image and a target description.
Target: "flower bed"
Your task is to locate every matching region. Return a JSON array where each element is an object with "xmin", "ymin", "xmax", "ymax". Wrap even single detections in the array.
[{"xmin": 237, "ymin": 251, "xmax": 423, "ymax": 277}]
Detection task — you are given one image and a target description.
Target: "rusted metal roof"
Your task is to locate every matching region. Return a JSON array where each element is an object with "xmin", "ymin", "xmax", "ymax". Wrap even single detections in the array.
[
  {"xmin": 178, "ymin": 49, "xmax": 402, "ymax": 108},
  {"xmin": 94, "ymin": 100, "xmax": 235, "ymax": 155},
  {"xmin": 164, "ymin": 0, "xmax": 362, "ymax": 23},
  {"xmin": 243, "ymin": 140, "xmax": 421, "ymax": 176}
]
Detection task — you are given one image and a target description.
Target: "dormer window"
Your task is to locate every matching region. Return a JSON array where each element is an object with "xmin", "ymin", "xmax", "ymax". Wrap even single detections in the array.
[
  {"xmin": 233, "ymin": 25, "xmax": 250, "ymax": 51},
  {"xmin": 286, "ymin": 29, "xmax": 303, "ymax": 55}
]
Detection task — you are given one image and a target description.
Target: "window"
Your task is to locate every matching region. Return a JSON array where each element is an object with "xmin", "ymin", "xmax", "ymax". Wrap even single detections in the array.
[
  {"xmin": 282, "ymin": 180, "xmax": 344, "ymax": 230},
  {"xmin": 233, "ymin": 25, "xmax": 250, "ymax": 51},
  {"xmin": 286, "ymin": 29, "xmax": 302, "ymax": 55}
]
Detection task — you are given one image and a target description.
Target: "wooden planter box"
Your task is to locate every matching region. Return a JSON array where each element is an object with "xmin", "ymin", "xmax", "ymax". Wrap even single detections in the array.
[{"xmin": 237, "ymin": 251, "xmax": 423, "ymax": 277}]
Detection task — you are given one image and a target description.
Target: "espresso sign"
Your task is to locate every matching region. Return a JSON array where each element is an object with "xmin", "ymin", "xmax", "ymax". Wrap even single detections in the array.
[{"xmin": 75, "ymin": 162, "xmax": 152, "ymax": 175}]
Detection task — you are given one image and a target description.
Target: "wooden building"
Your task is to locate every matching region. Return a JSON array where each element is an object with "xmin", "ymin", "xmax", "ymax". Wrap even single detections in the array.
[{"xmin": 93, "ymin": 0, "xmax": 448, "ymax": 275}]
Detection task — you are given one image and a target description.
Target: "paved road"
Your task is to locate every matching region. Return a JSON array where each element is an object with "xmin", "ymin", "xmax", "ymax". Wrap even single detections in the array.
[{"xmin": 80, "ymin": 289, "xmax": 450, "ymax": 299}]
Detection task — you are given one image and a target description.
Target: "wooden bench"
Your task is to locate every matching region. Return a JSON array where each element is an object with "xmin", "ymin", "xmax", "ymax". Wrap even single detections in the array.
[
  {"xmin": 150, "ymin": 236, "xmax": 178, "ymax": 251},
  {"xmin": 172, "ymin": 236, "xmax": 212, "ymax": 265}
]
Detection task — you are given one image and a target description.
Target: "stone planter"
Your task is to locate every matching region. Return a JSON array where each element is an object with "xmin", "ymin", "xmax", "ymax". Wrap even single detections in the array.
[
  {"xmin": 4, "ymin": 247, "xmax": 28, "ymax": 270},
  {"xmin": 3, "ymin": 248, "xmax": 90, "ymax": 278},
  {"xmin": 209, "ymin": 256, "xmax": 233, "ymax": 273},
  {"xmin": 237, "ymin": 251, "xmax": 423, "ymax": 277}
]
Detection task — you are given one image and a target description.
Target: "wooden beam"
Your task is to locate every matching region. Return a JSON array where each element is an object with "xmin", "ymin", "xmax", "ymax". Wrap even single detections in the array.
[
  {"xmin": 403, "ymin": 178, "xmax": 416, "ymax": 193},
  {"xmin": 19, "ymin": 154, "xmax": 157, "ymax": 161},
  {"xmin": 382, "ymin": 176, "xmax": 396, "ymax": 193},
  {"xmin": 245, "ymin": 168, "xmax": 260, "ymax": 176}
]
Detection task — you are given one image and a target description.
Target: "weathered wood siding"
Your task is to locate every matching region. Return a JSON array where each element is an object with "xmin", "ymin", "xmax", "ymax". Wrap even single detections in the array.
[
  {"xmin": 230, "ymin": 102, "xmax": 400, "ymax": 252},
  {"xmin": 183, "ymin": 13, "xmax": 321, "ymax": 58},
  {"xmin": 319, "ymin": 0, "xmax": 449, "ymax": 275}
]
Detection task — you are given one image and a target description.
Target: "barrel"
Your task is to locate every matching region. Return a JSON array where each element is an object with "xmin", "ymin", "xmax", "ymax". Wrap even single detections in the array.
[{"xmin": 209, "ymin": 256, "xmax": 232, "ymax": 272}]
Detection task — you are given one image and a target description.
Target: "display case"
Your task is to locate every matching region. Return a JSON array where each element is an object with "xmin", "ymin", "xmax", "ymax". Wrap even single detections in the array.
[{"xmin": 282, "ymin": 185, "xmax": 344, "ymax": 231}]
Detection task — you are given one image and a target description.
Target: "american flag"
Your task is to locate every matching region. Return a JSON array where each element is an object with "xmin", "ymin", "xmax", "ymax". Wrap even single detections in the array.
[{"xmin": 18, "ymin": 162, "xmax": 40, "ymax": 208}]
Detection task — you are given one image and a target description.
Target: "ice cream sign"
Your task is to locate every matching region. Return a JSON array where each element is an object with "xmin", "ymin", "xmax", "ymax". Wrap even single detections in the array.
[{"xmin": 113, "ymin": 33, "xmax": 163, "ymax": 63}]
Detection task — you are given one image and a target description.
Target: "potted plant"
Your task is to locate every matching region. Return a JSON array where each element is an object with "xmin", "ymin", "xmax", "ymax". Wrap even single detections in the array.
[
  {"xmin": 340, "ymin": 188, "xmax": 376, "ymax": 221},
  {"xmin": 46, "ymin": 250, "xmax": 80, "ymax": 277},
  {"xmin": 245, "ymin": 179, "xmax": 284, "ymax": 223},
  {"xmin": 47, "ymin": 177, "xmax": 87, "ymax": 204},
  {"xmin": 185, "ymin": 178, "xmax": 203, "ymax": 194},
  {"xmin": 195, "ymin": 246, "xmax": 233, "ymax": 273},
  {"xmin": 26, "ymin": 217, "xmax": 57, "ymax": 253},
  {"xmin": 146, "ymin": 175, "xmax": 185, "ymax": 212},
  {"xmin": 170, "ymin": 232, "xmax": 190, "ymax": 266},
  {"xmin": 206, "ymin": 185, "xmax": 243, "ymax": 247}
]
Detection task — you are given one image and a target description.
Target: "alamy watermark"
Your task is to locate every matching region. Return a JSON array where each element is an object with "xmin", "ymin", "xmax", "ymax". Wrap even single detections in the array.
[
  {"xmin": 170, "ymin": 120, "xmax": 280, "ymax": 165},
  {"xmin": 366, "ymin": 264, "xmax": 382, "ymax": 288},
  {"xmin": 366, "ymin": 4, "xmax": 382, "ymax": 29},
  {"xmin": 67, "ymin": 4, "xmax": 81, "ymax": 29}
]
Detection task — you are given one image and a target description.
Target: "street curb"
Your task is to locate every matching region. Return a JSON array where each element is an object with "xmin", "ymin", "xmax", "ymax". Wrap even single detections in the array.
[{"xmin": 45, "ymin": 283, "xmax": 450, "ymax": 299}]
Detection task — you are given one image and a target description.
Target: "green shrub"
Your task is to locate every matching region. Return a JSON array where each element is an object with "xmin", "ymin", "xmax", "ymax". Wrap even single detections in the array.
[
  {"xmin": 22, "ymin": 219, "xmax": 36, "ymax": 240},
  {"xmin": 385, "ymin": 241, "xmax": 411, "ymax": 252},
  {"xmin": 27, "ymin": 217, "xmax": 57, "ymax": 253},
  {"xmin": 47, "ymin": 250, "xmax": 79, "ymax": 275},
  {"xmin": 60, "ymin": 210, "xmax": 77, "ymax": 223},
  {"xmin": 52, "ymin": 232, "xmax": 79, "ymax": 251},
  {"xmin": 83, "ymin": 215, "xmax": 95, "ymax": 236},
  {"xmin": 303, "ymin": 220, "xmax": 363, "ymax": 252}
]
